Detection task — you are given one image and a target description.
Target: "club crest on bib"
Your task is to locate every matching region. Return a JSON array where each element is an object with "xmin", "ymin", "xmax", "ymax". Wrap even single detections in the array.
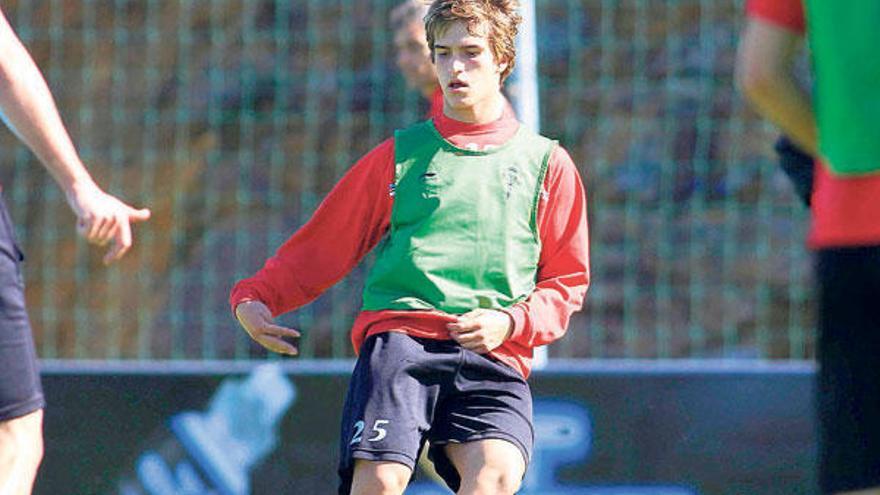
[{"xmin": 503, "ymin": 165, "xmax": 522, "ymax": 199}]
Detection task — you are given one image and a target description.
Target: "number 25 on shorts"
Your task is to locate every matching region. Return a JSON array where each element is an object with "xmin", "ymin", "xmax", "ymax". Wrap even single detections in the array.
[{"xmin": 350, "ymin": 419, "xmax": 390, "ymax": 445}]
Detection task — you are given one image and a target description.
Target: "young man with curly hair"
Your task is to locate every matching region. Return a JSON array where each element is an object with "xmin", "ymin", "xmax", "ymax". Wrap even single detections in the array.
[{"xmin": 231, "ymin": 1, "xmax": 589, "ymax": 493}]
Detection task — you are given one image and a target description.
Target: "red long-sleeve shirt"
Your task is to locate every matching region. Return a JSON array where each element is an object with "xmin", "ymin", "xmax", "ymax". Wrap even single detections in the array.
[
  {"xmin": 747, "ymin": 0, "xmax": 880, "ymax": 248},
  {"xmin": 230, "ymin": 110, "xmax": 590, "ymax": 377}
]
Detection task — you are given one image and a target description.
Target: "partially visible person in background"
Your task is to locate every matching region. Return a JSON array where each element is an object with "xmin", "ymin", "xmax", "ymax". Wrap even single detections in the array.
[
  {"xmin": 0, "ymin": 7, "xmax": 150, "ymax": 494},
  {"xmin": 391, "ymin": 0, "xmax": 444, "ymax": 116},
  {"xmin": 737, "ymin": 0, "xmax": 880, "ymax": 494}
]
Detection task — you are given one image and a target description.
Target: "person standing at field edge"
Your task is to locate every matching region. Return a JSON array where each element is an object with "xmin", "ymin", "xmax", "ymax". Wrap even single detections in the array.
[
  {"xmin": 0, "ymin": 7, "xmax": 150, "ymax": 495},
  {"xmin": 737, "ymin": 0, "xmax": 880, "ymax": 493}
]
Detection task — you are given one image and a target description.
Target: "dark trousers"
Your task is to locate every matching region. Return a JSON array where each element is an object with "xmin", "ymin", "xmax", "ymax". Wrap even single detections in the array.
[{"xmin": 816, "ymin": 245, "xmax": 880, "ymax": 494}]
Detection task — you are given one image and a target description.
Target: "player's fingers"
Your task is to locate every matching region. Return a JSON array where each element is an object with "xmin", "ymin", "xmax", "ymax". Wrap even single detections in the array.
[
  {"xmin": 83, "ymin": 217, "xmax": 97, "ymax": 240},
  {"xmin": 103, "ymin": 242, "xmax": 129, "ymax": 266},
  {"xmin": 96, "ymin": 215, "xmax": 119, "ymax": 244},
  {"xmin": 243, "ymin": 320, "xmax": 297, "ymax": 339},
  {"xmin": 92, "ymin": 217, "xmax": 115, "ymax": 244},
  {"xmin": 450, "ymin": 328, "xmax": 480, "ymax": 346},
  {"xmin": 116, "ymin": 216, "xmax": 133, "ymax": 251},
  {"xmin": 128, "ymin": 207, "xmax": 151, "ymax": 222},
  {"xmin": 456, "ymin": 329, "xmax": 490, "ymax": 353},
  {"xmin": 256, "ymin": 335, "xmax": 299, "ymax": 356},
  {"xmin": 454, "ymin": 336, "xmax": 488, "ymax": 354},
  {"xmin": 86, "ymin": 215, "xmax": 106, "ymax": 241},
  {"xmin": 258, "ymin": 323, "xmax": 301, "ymax": 339},
  {"xmin": 103, "ymin": 221, "xmax": 132, "ymax": 265},
  {"xmin": 447, "ymin": 319, "xmax": 481, "ymax": 333}
]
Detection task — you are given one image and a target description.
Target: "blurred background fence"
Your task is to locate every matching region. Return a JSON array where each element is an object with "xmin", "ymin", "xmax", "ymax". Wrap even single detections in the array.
[{"xmin": 0, "ymin": 0, "xmax": 813, "ymax": 361}]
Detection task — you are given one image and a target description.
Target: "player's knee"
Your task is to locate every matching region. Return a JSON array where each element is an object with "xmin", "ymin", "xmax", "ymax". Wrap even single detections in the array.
[
  {"xmin": 351, "ymin": 474, "xmax": 407, "ymax": 495},
  {"xmin": 465, "ymin": 465, "xmax": 522, "ymax": 495},
  {"xmin": 375, "ymin": 468, "xmax": 409, "ymax": 493},
  {"xmin": 351, "ymin": 461, "xmax": 410, "ymax": 495}
]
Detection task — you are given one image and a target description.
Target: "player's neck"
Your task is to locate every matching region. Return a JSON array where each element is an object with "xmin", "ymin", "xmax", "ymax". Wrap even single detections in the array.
[{"xmin": 443, "ymin": 93, "xmax": 504, "ymax": 125}]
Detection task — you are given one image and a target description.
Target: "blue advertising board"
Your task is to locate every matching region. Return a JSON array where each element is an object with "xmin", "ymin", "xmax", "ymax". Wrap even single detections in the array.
[{"xmin": 36, "ymin": 360, "xmax": 815, "ymax": 494}]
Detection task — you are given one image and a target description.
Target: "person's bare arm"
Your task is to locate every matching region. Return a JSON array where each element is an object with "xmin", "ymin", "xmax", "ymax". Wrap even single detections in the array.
[
  {"xmin": 736, "ymin": 17, "xmax": 818, "ymax": 156},
  {"xmin": 0, "ymin": 8, "xmax": 149, "ymax": 264}
]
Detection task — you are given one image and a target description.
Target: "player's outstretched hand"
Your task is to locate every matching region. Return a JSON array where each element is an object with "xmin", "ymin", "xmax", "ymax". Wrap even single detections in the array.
[
  {"xmin": 235, "ymin": 300, "xmax": 301, "ymax": 356},
  {"xmin": 66, "ymin": 181, "xmax": 151, "ymax": 265},
  {"xmin": 447, "ymin": 308, "xmax": 513, "ymax": 354}
]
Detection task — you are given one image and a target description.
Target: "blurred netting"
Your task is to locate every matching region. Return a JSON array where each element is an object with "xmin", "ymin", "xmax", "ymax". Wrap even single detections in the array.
[{"xmin": 0, "ymin": 0, "xmax": 812, "ymax": 361}]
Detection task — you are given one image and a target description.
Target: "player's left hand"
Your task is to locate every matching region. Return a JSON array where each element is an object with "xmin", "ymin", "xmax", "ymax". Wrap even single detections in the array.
[
  {"xmin": 447, "ymin": 308, "xmax": 513, "ymax": 354},
  {"xmin": 235, "ymin": 300, "xmax": 301, "ymax": 356}
]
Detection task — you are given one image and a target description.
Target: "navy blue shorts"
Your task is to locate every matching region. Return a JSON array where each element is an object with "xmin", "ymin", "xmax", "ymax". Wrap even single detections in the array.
[
  {"xmin": 337, "ymin": 332, "xmax": 533, "ymax": 494},
  {"xmin": 816, "ymin": 246, "xmax": 880, "ymax": 494},
  {"xmin": 0, "ymin": 194, "xmax": 44, "ymax": 421}
]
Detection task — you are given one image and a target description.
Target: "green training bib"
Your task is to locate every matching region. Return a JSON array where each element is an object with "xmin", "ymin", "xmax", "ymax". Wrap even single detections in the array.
[
  {"xmin": 806, "ymin": 0, "xmax": 880, "ymax": 175},
  {"xmin": 361, "ymin": 120, "xmax": 556, "ymax": 314}
]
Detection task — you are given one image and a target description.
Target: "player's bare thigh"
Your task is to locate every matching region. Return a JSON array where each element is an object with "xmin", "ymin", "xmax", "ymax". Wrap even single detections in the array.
[
  {"xmin": 0, "ymin": 409, "xmax": 44, "ymax": 494},
  {"xmin": 445, "ymin": 438, "xmax": 526, "ymax": 495},
  {"xmin": 0, "ymin": 408, "xmax": 43, "ymax": 460},
  {"xmin": 350, "ymin": 459, "xmax": 411, "ymax": 495}
]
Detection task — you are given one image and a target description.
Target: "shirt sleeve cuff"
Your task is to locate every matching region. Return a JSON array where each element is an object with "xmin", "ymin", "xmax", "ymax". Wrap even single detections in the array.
[
  {"xmin": 502, "ymin": 305, "xmax": 529, "ymax": 343},
  {"xmin": 746, "ymin": 0, "xmax": 805, "ymax": 33},
  {"xmin": 229, "ymin": 288, "xmax": 265, "ymax": 316}
]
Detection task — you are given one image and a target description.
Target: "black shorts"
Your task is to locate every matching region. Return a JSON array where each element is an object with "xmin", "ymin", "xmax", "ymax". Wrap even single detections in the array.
[
  {"xmin": 816, "ymin": 245, "xmax": 880, "ymax": 494},
  {"xmin": 0, "ymin": 194, "xmax": 43, "ymax": 421},
  {"xmin": 337, "ymin": 332, "xmax": 533, "ymax": 494}
]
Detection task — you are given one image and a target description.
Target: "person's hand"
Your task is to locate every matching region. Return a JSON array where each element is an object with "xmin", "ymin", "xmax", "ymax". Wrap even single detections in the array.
[
  {"xmin": 235, "ymin": 300, "xmax": 301, "ymax": 356},
  {"xmin": 65, "ymin": 180, "xmax": 151, "ymax": 265},
  {"xmin": 446, "ymin": 308, "xmax": 513, "ymax": 354},
  {"xmin": 774, "ymin": 136, "xmax": 814, "ymax": 207}
]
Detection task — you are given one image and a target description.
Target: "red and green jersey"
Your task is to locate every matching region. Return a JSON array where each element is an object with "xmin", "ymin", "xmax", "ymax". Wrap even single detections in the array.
[
  {"xmin": 747, "ymin": 0, "xmax": 880, "ymax": 248},
  {"xmin": 362, "ymin": 119, "xmax": 554, "ymax": 315},
  {"xmin": 230, "ymin": 111, "xmax": 589, "ymax": 377}
]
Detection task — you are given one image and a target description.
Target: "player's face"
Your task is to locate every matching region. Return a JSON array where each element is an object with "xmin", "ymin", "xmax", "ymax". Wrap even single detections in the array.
[
  {"xmin": 433, "ymin": 20, "xmax": 507, "ymax": 122},
  {"xmin": 394, "ymin": 20, "xmax": 437, "ymax": 97}
]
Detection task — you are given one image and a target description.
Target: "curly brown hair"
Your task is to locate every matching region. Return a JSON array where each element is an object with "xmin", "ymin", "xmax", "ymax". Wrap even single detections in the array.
[{"xmin": 424, "ymin": 0, "xmax": 522, "ymax": 83}]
